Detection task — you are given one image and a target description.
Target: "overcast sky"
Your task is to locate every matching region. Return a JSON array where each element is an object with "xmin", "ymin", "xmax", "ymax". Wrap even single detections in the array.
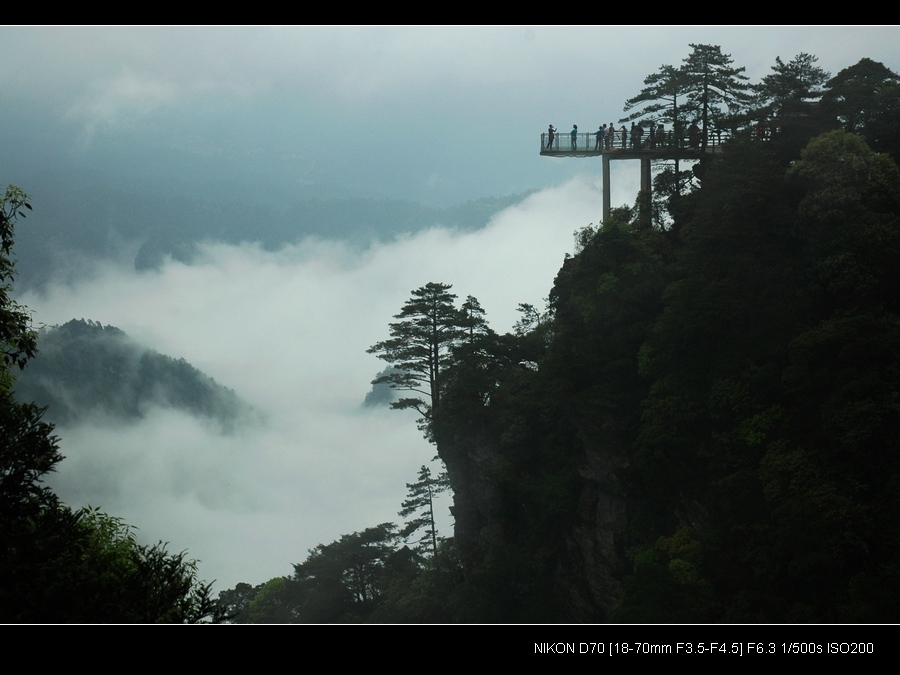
[
  {"xmin": 3, "ymin": 26, "xmax": 899, "ymax": 591},
  {"xmin": 4, "ymin": 26, "xmax": 898, "ymax": 205}
]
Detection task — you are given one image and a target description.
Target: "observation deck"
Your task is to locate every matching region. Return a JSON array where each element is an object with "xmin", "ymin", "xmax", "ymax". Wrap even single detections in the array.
[
  {"xmin": 539, "ymin": 130, "xmax": 729, "ymax": 158},
  {"xmin": 541, "ymin": 128, "xmax": 729, "ymax": 220}
]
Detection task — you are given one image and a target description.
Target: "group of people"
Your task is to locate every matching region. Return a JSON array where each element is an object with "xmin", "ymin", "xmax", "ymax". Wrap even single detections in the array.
[
  {"xmin": 546, "ymin": 121, "xmax": 704, "ymax": 151},
  {"xmin": 546, "ymin": 124, "xmax": 592, "ymax": 150}
]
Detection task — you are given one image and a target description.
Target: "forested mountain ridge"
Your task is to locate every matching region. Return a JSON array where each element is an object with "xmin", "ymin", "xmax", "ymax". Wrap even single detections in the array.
[
  {"xmin": 13, "ymin": 181, "xmax": 533, "ymax": 290},
  {"xmin": 436, "ymin": 135, "xmax": 900, "ymax": 622},
  {"xmin": 217, "ymin": 51, "xmax": 900, "ymax": 623},
  {"xmin": 13, "ymin": 319, "xmax": 255, "ymax": 430},
  {"xmin": 1, "ymin": 189, "xmax": 223, "ymax": 623}
]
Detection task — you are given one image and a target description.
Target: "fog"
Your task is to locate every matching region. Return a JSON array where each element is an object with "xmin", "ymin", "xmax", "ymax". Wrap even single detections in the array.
[{"xmin": 21, "ymin": 176, "xmax": 609, "ymax": 588}]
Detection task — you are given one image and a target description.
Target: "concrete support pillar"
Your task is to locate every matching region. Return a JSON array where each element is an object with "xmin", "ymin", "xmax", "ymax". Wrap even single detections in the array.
[
  {"xmin": 602, "ymin": 154, "xmax": 611, "ymax": 222},
  {"xmin": 641, "ymin": 157, "xmax": 652, "ymax": 194},
  {"xmin": 640, "ymin": 157, "xmax": 653, "ymax": 227}
]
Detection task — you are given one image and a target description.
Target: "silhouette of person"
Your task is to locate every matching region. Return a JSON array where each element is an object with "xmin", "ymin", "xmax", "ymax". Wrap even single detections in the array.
[
  {"xmin": 689, "ymin": 121, "xmax": 701, "ymax": 149},
  {"xmin": 547, "ymin": 124, "xmax": 556, "ymax": 149},
  {"xmin": 571, "ymin": 124, "xmax": 578, "ymax": 151}
]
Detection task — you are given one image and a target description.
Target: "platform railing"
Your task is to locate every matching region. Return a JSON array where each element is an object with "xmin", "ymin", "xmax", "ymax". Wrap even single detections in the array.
[{"xmin": 541, "ymin": 128, "xmax": 734, "ymax": 154}]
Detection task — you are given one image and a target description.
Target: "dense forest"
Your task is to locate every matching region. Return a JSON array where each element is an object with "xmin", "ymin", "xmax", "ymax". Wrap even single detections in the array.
[
  {"xmin": 1, "ymin": 188, "xmax": 225, "ymax": 622},
  {"xmin": 13, "ymin": 319, "xmax": 255, "ymax": 430},
  {"xmin": 3, "ymin": 45, "xmax": 900, "ymax": 622},
  {"xmin": 217, "ymin": 48, "xmax": 900, "ymax": 623}
]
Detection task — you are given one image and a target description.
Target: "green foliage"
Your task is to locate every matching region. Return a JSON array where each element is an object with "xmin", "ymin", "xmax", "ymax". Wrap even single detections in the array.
[
  {"xmin": 368, "ymin": 282, "xmax": 493, "ymax": 441},
  {"xmin": 67, "ymin": 510, "xmax": 224, "ymax": 624},
  {"xmin": 820, "ymin": 58, "xmax": 900, "ymax": 164},
  {"xmin": 14, "ymin": 318, "xmax": 255, "ymax": 430},
  {"xmin": 0, "ymin": 406, "xmax": 224, "ymax": 622},
  {"xmin": 245, "ymin": 577, "xmax": 296, "ymax": 624},
  {"xmin": 288, "ymin": 523, "xmax": 401, "ymax": 622},
  {"xmin": 1, "ymin": 186, "xmax": 37, "ymax": 381},
  {"xmin": 629, "ymin": 127, "xmax": 900, "ymax": 621},
  {"xmin": 368, "ymin": 283, "xmax": 461, "ymax": 434},
  {"xmin": 0, "ymin": 187, "xmax": 222, "ymax": 623},
  {"xmin": 621, "ymin": 46, "xmax": 754, "ymax": 218},
  {"xmin": 215, "ymin": 581, "xmax": 261, "ymax": 623},
  {"xmin": 823, "ymin": 58, "xmax": 900, "ymax": 134},
  {"xmin": 436, "ymin": 76, "xmax": 900, "ymax": 621},
  {"xmin": 680, "ymin": 44, "xmax": 752, "ymax": 151},
  {"xmin": 754, "ymin": 53, "xmax": 830, "ymax": 116},
  {"xmin": 0, "ymin": 392, "xmax": 62, "ymax": 519},
  {"xmin": 622, "ymin": 63, "xmax": 692, "ymax": 132},
  {"xmin": 398, "ymin": 463, "xmax": 449, "ymax": 556},
  {"xmin": 615, "ymin": 529, "xmax": 717, "ymax": 623}
]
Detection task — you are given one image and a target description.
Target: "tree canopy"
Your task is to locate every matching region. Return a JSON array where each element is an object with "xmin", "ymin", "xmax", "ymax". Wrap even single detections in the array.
[
  {"xmin": 368, "ymin": 282, "xmax": 491, "ymax": 440},
  {"xmin": 622, "ymin": 64, "xmax": 691, "ymax": 135},
  {"xmin": 754, "ymin": 53, "xmax": 830, "ymax": 117},
  {"xmin": 0, "ymin": 186, "xmax": 223, "ymax": 623},
  {"xmin": 681, "ymin": 43, "xmax": 751, "ymax": 154},
  {"xmin": 399, "ymin": 464, "xmax": 449, "ymax": 557},
  {"xmin": 1, "ymin": 186, "xmax": 36, "ymax": 382}
]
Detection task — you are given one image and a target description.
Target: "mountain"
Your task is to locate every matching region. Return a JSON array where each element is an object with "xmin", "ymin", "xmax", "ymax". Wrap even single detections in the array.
[
  {"xmin": 13, "ymin": 319, "xmax": 256, "ymax": 431},
  {"xmin": 435, "ymin": 127, "xmax": 900, "ymax": 622},
  {"xmin": 13, "ymin": 172, "xmax": 533, "ymax": 290}
]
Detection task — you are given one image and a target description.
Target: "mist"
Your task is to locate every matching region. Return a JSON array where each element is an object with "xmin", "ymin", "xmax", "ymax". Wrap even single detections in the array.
[{"xmin": 21, "ymin": 176, "xmax": 608, "ymax": 588}]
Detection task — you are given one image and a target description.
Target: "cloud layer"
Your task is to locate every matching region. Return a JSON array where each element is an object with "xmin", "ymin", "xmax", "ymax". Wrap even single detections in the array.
[{"xmin": 23, "ymin": 177, "xmax": 604, "ymax": 589}]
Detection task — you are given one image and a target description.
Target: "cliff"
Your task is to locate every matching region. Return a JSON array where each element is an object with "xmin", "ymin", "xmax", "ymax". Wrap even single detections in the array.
[{"xmin": 436, "ymin": 130, "xmax": 900, "ymax": 622}]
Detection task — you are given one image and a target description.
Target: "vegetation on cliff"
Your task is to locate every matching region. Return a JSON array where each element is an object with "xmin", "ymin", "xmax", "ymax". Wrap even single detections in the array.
[
  {"xmin": 1, "ymin": 187, "xmax": 224, "ymax": 623},
  {"xmin": 220, "ymin": 50, "xmax": 900, "ymax": 622},
  {"xmin": 428, "ymin": 52, "xmax": 900, "ymax": 622}
]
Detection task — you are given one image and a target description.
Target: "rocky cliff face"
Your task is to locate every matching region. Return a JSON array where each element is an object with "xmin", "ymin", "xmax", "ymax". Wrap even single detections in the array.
[
  {"xmin": 433, "ymin": 236, "xmax": 657, "ymax": 621},
  {"xmin": 437, "ymin": 414, "xmax": 630, "ymax": 621}
]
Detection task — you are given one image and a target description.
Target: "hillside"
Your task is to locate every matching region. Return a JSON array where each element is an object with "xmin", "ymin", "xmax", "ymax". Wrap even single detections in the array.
[
  {"xmin": 437, "ymin": 128, "xmax": 900, "ymax": 622},
  {"xmin": 213, "ymin": 53, "xmax": 900, "ymax": 623},
  {"xmin": 13, "ymin": 319, "xmax": 255, "ymax": 431}
]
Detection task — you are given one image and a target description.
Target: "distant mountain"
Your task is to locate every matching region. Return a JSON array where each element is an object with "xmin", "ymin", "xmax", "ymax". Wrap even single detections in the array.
[
  {"xmin": 13, "ymin": 171, "xmax": 534, "ymax": 289},
  {"xmin": 362, "ymin": 367, "xmax": 401, "ymax": 408},
  {"xmin": 13, "ymin": 319, "xmax": 256, "ymax": 431}
]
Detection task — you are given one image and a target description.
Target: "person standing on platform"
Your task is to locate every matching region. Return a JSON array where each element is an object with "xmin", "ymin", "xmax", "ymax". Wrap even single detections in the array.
[
  {"xmin": 547, "ymin": 124, "xmax": 556, "ymax": 149},
  {"xmin": 571, "ymin": 124, "xmax": 578, "ymax": 151},
  {"xmin": 595, "ymin": 124, "xmax": 605, "ymax": 151}
]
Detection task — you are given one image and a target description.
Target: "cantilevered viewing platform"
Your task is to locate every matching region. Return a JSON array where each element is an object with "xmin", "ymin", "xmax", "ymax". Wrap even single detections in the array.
[
  {"xmin": 541, "ymin": 130, "xmax": 729, "ymax": 220},
  {"xmin": 539, "ymin": 130, "xmax": 729, "ymax": 157}
]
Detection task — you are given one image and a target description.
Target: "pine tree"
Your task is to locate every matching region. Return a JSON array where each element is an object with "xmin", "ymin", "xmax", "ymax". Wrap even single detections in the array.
[
  {"xmin": 622, "ymin": 63, "xmax": 692, "ymax": 144},
  {"xmin": 754, "ymin": 53, "xmax": 830, "ymax": 117},
  {"xmin": 681, "ymin": 44, "xmax": 751, "ymax": 157},
  {"xmin": 367, "ymin": 282, "xmax": 464, "ymax": 439},
  {"xmin": 398, "ymin": 464, "xmax": 449, "ymax": 557}
]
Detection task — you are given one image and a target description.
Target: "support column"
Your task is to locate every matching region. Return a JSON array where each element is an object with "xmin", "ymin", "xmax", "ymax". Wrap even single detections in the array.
[
  {"xmin": 640, "ymin": 157, "xmax": 652, "ymax": 194},
  {"xmin": 602, "ymin": 154, "xmax": 611, "ymax": 222},
  {"xmin": 640, "ymin": 157, "xmax": 652, "ymax": 227}
]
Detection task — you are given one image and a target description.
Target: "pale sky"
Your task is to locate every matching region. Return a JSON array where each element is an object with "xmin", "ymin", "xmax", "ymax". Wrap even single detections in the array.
[{"xmin": 3, "ymin": 26, "xmax": 897, "ymax": 205}]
